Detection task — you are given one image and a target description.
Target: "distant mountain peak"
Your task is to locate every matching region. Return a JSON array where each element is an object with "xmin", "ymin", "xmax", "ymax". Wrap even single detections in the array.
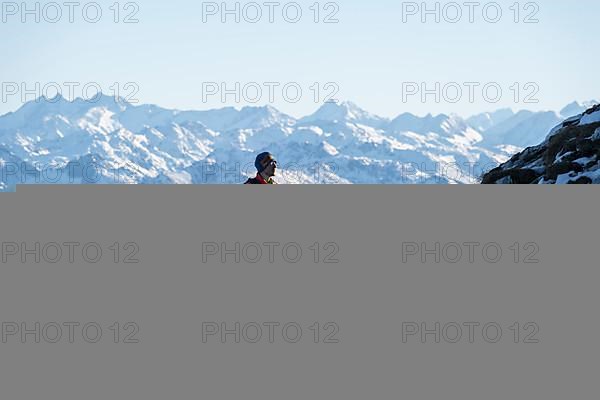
[
  {"xmin": 300, "ymin": 100, "xmax": 388, "ymax": 127},
  {"xmin": 313, "ymin": 100, "xmax": 367, "ymax": 117},
  {"xmin": 42, "ymin": 93, "xmax": 68, "ymax": 103},
  {"xmin": 466, "ymin": 108, "xmax": 515, "ymax": 132},
  {"xmin": 389, "ymin": 112, "xmax": 461, "ymax": 136},
  {"xmin": 72, "ymin": 92, "xmax": 130, "ymax": 109},
  {"xmin": 560, "ymin": 100, "xmax": 599, "ymax": 118},
  {"xmin": 240, "ymin": 104, "xmax": 287, "ymax": 117}
]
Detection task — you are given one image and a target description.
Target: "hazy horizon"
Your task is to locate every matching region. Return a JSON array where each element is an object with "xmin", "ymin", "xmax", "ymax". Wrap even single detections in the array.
[
  {"xmin": 1, "ymin": 0, "xmax": 598, "ymax": 118},
  {"xmin": 1, "ymin": 92, "xmax": 597, "ymax": 121}
]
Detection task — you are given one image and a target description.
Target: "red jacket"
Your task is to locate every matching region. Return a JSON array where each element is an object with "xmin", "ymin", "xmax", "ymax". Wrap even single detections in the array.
[{"xmin": 244, "ymin": 173, "xmax": 276, "ymax": 184}]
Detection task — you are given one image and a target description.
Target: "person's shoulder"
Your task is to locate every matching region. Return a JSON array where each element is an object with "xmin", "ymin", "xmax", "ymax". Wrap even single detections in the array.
[{"xmin": 244, "ymin": 177, "xmax": 260, "ymax": 184}]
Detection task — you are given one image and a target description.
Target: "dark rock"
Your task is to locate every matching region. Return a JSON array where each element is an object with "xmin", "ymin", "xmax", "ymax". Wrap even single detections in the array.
[
  {"xmin": 481, "ymin": 168, "xmax": 540, "ymax": 184},
  {"xmin": 568, "ymin": 176, "xmax": 593, "ymax": 184},
  {"xmin": 545, "ymin": 161, "xmax": 581, "ymax": 181},
  {"xmin": 576, "ymin": 138, "xmax": 597, "ymax": 157}
]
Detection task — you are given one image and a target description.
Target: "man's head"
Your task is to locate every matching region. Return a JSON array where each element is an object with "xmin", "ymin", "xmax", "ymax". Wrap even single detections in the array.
[{"xmin": 255, "ymin": 152, "xmax": 277, "ymax": 177}]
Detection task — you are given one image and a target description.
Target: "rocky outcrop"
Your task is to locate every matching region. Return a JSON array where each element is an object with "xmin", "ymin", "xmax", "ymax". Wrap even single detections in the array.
[{"xmin": 481, "ymin": 104, "xmax": 600, "ymax": 184}]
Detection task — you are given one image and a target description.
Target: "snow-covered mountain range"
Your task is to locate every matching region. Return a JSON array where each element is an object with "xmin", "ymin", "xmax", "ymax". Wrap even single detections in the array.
[{"xmin": 0, "ymin": 95, "xmax": 596, "ymax": 190}]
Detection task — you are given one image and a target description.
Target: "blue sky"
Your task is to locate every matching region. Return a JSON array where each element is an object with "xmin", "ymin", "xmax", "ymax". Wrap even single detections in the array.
[{"xmin": 1, "ymin": 0, "xmax": 598, "ymax": 118}]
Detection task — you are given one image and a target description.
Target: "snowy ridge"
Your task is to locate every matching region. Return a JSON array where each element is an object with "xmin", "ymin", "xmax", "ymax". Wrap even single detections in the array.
[{"xmin": 482, "ymin": 104, "xmax": 600, "ymax": 184}]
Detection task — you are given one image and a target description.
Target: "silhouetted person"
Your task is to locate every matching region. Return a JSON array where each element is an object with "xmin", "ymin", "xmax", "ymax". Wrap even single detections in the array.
[{"xmin": 245, "ymin": 152, "xmax": 278, "ymax": 184}]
